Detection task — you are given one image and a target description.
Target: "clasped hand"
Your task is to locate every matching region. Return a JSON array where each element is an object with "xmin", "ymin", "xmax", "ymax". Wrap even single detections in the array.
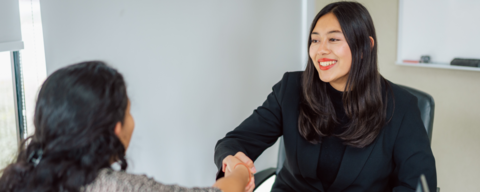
[{"xmin": 222, "ymin": 152, "xmax": 257, "ymax": 192}]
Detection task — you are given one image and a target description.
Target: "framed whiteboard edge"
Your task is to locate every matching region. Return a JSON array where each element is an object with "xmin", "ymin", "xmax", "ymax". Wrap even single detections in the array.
[
  {"xmin": 396, "ymin": 0, "xmax": 404, "ymax": 68},
  {"xmin": 395, "ymin": 0, "xmax": 480, "ymax": 72},
  {"xmin": 395, "ymin": 62, "xmax": 480, "ymax": 72}
]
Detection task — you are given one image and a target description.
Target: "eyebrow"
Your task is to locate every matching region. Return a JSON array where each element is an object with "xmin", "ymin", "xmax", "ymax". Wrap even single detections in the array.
[{"xmin": 311, "ymin": 30, "xmax": 342, "ymax": 35}]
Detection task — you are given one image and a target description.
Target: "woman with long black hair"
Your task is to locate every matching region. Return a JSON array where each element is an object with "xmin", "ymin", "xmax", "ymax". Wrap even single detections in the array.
[
  {"xmin": 0, "ymin": 61, "xmax": 251, "ymax": 192},
  {"xmin": 214, "ymin": 2, "xmax": 436, "ymax": 191}
]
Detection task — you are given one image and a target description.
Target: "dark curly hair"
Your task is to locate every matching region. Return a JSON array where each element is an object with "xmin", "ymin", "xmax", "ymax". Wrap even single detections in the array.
[{"xmin": 0, "ymin": 61, "xmax": 129, "ymax": 191}]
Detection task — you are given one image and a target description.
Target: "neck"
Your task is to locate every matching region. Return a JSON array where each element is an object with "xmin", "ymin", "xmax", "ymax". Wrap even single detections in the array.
[{"xmin": 329, "ymin": 81, "xmax": 346, "ymax": 92}]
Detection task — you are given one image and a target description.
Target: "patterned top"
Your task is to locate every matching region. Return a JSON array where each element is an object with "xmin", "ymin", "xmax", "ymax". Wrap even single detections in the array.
[{"xmin": 82, "ymin": 169, "xmax": 223, "ymax": 192}]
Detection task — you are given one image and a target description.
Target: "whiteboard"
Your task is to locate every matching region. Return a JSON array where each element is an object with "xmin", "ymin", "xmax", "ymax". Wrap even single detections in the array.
[{"xmin": 397, "ymin": 0, "xmax": 480, "ymax": 64}]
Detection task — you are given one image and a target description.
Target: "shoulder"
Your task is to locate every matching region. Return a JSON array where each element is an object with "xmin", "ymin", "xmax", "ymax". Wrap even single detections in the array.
[
  {"xmin": 281, "ymin": 71, "xmax": 303, "ymax": 83},
  {"xmin": 385, "ymin": 80, "xmax": 418, "ymax": 112},
  {"xmin": 82, "ymin": 168, "xmax": 153, "ymax": 191},
  {"xmin": 270, "ymin": 71, "xmax": 303, "ymax": 104},
  {"xmin": 383, "ymin": 80, "xmax": 427, "ymax": 135},
  {"xmin": 273, "ymin": 71, "xmax": 303, "ymax": 95},
  {"xmin": 83, "ymin": 168, "xmax": 222, "ymax": 192},
  {"xmin": 387, "ymin": 80, "xmax": 416, "ymax": 102}
]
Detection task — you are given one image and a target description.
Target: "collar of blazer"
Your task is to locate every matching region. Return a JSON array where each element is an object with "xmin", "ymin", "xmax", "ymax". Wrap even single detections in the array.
[
  {"xmin": 296, "ymin": 132, "xmax": 380, "ymax": 192},
  {"xmin": 293, "ymin": 78, "xmax": 396, "ymax": 192},
  {"xmin": 295, "ymin": 103, "xmax": 396, "ymax": 192}
]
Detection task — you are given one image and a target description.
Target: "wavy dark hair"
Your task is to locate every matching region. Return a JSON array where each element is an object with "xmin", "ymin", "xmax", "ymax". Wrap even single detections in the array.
[
  {"xmin": 298, "ymin": 1, "xmax": 391, "ymax": 148},
  {"xmin": 0, "ymin": 61, "xmax": 129, "ymax": 191}
]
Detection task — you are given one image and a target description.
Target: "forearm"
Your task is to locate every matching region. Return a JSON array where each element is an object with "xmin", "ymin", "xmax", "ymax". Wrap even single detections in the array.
[
  {"xmin": 214, "ymin": 142, "xmax": 242, "ymax": 169},
  {"xmin": 213, "ymin": 165, "xmax": 249, "ymax": 192}
]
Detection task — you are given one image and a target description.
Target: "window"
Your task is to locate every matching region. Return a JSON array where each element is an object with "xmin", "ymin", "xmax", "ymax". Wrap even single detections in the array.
[
  {"xmin": 0, "ymin": 52, "xmax": 18, "ymax": 169},
  {"xmin": 0, "ymin": 0, "xmax": 46, "ymax": 170},
  {"xmin": 19, "ymin": 0, "xmax": 47, "ymax": 137}
]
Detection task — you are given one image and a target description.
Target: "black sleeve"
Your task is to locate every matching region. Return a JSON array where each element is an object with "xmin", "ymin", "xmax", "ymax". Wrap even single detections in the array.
[
  {"xmin": 213, "ymin": 73, "xmax": 289, "ymax": 179},
  {"xmin": 392, "ymin": 97, "xmax": 437, "ymax": 192}
]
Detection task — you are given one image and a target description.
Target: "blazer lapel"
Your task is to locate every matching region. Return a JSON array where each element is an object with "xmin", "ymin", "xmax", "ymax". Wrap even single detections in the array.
[
  {"xmin": 327, "ymin": 140, "xmax": 378, "ymax": 192},
  {"xmin": 296, "ymin": 137, "xmax": 325, "ymax": 191}
]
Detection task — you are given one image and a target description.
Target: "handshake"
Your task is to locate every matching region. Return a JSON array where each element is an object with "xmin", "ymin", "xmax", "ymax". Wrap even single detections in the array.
[{"xmin": 221, "ymin": 152, "xmax": 257, "ymax": 192}]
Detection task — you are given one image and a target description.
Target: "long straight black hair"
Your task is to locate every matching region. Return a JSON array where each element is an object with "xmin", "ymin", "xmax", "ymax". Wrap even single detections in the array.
[
  {"xmin": 0, "ymin": 61, "xmax": 129, "ymax": 191},
  {"xmin": 298, "ymin": 1, "xmax": 391, "ymax": 148}
]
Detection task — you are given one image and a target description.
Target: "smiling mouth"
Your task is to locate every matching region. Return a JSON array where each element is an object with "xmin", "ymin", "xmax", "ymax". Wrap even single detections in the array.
[{"xmin": 319, "ymin": 61, "xmax": 337, "ymax": 66}]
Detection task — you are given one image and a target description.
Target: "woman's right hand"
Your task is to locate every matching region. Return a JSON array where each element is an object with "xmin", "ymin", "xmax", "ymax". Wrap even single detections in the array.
[
  {"xmin": 222, "ymin": 152, "xmax": 256, "ymax": 192},
  {"xmin": 215, "ymin": 155, "xmax": 251, "ymax": 192},
  {"xmin": 222, "ymin": 156, "xmax": 248, "ymax": 178}
]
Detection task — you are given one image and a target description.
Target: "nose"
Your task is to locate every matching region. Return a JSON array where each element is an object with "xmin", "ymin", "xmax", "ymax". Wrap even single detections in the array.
[{"xmin": 317, "ymin": 40, "xmax": 330, "ymax": 55}]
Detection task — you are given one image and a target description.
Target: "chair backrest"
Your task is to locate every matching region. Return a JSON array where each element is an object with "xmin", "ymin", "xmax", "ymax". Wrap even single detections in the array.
[
  {"xmin": 397, "ymin": 85, "xmax": 435, "ymax": 141},
  {"xmin": 275, "ymin": 85, "xmax": 435, "ymax": 174}
]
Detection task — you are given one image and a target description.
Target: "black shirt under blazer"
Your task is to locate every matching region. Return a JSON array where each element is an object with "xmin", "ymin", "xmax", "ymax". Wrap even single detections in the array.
[{"xmin": 214, "ymin": 71, "xmax": 437, "ymax": 192}]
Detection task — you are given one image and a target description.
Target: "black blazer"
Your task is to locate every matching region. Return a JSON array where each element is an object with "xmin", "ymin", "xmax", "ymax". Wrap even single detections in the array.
[{"xmin": 214, "ymin": 72, "xmax": 436, "ymax": 192}]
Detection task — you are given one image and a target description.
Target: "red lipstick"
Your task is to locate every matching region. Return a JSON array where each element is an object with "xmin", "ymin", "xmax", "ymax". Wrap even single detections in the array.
[
  {"xmin": 319, "ymin": 58, "xmax": 336, "ymax": 62},
  {"xmin": 318, "ymin": 58, "xmax": 337, "ymax": 70}
]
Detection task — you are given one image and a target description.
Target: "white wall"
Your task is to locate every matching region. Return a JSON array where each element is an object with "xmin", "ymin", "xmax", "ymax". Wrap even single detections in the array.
[{"xmin": 40, "ymin": 0, "xmax": 313, "ymax": 187}]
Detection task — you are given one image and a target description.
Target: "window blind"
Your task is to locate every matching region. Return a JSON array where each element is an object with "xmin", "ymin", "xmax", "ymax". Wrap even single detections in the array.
[{"xmin": 0, "ymin": 0, "xmax": 24, "ymax": 52}]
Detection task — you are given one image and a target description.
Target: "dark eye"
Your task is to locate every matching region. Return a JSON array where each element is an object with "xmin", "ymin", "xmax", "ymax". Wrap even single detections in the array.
[
  {"xmin": 311, "ymin": 39, "xmax": 319, "ymax": 43},
  {"xmin": 330, "ymin": 38, "xmax": 339, "ymax": 42}
]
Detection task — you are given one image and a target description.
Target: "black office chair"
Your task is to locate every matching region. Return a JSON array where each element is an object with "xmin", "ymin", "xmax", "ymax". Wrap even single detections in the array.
[{"xmin": 253, "ymin": 85, "xmax": 436, "ymax": 191}]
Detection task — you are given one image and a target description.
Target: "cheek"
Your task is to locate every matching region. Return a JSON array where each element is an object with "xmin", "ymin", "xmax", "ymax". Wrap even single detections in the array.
[
  {"xmin": 128, "ymin": 116, "xmax": 135, "ymax": 134},
  {"xmin": 123, "ymin": 115, "xmax": 134, "ymax": 138},
  {"xmin": 337, "ymin": 43, "xmax": 352, "ymax": 63},
  {"xmin": 309, "ymin": 45, "xmax": 317, "ymax": 60}
]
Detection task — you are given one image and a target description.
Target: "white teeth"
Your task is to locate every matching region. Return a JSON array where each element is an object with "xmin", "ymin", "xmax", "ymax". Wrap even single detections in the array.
[{"xmin": 319, "ymin": 61, "xmax": 337, "ymax": 66}]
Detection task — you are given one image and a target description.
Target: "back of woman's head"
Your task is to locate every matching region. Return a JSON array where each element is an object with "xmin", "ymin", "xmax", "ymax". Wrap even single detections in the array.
[{"xmin": 0, "ymin": 61, "xmax": 129, "ymax": 192}]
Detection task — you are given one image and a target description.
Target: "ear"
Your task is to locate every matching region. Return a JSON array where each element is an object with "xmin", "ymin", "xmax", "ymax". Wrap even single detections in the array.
[
  {"xmin": 114, "ymin": 122, "xmax": 122, "ymax": 139},
  {"xmin": 369, "ymin": 36, "xmax": 375, "ymax": 49}
]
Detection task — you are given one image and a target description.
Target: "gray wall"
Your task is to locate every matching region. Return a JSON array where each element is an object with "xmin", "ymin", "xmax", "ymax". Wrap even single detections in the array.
[{"xmin": 40, "ymin": 0, "xmax": 312, "ymax": 187}]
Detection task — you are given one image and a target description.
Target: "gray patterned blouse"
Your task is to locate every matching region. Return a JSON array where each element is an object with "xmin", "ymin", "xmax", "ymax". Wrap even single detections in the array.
[{"xmin": 82, "ymin": 168, "xmax": 223, "ymax": 192}]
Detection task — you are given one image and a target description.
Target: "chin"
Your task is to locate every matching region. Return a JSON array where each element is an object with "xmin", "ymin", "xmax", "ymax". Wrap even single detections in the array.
[{"xmin": 318, "ymin": 73, "xmax": 333, "ymax": 83}]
